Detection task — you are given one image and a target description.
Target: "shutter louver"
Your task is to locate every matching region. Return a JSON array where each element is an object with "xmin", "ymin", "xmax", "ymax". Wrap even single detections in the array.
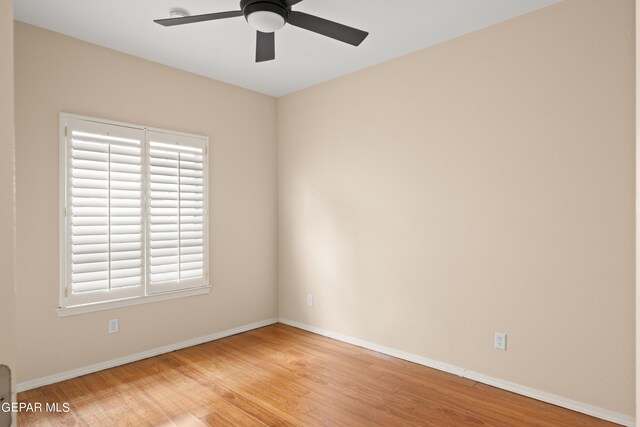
[
  {"xmin": 147, "ymin": 132, "xmax": 207, "ymax": 293},
  {"xmin": 66, "ymin": 120, "xmax": 145, "ymax": 304}
]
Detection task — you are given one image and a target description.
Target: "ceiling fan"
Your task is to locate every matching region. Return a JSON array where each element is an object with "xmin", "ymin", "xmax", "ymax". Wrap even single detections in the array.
[{"xmin": 154, "ymin": 0, "xmax": 369, "ymax": 63}]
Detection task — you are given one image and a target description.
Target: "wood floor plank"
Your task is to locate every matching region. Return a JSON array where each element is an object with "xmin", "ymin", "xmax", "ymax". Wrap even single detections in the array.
[
  {"xmin": 169, "ymin": 350, "xmax": 317, "ymax": 426},
  {"xmin": 209, "ymin": 400, "xmax": 266, "ymax": 427},
  {"xmin": 169, "ymin": 412, "xmax": 209, "ymax": 427},
  {"xmin": 197, "ymin": 360, "xmax": 319, "ymax": 423},
  {"xmin": 198, "ymin": 410, "xmax": 237, "ymax": 427},
  {"xmin": 18, "ymin": 324, "xmax": 616, "ymax": 426}
]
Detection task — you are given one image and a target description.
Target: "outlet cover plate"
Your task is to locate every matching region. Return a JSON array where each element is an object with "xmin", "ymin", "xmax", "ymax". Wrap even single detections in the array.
[
  {"xmin": 108, "ymin": 318, "xmax": 119, "ymax": 334},
  {"xmin": 495, "ymin": 332, "xmax": 507, "ymax": 350}
]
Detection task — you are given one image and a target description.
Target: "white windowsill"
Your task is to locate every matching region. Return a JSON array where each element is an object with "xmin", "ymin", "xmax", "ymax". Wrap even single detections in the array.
[{"xmin": 56, "ymin": 285, "xmax": 212, "ymax": 317}]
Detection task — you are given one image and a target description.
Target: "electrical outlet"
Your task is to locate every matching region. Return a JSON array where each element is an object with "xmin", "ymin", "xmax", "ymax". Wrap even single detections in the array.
[
  {"xmin": 495, "ymin": 332, "xmax": 506, "ymax": 351},
  {"xmin": 108, "ymin": 318, "xmax": 119, "ymax": 334},
  {"xmin": 307, "ymin": 294, "xmax": 313, "ymax": 306}
]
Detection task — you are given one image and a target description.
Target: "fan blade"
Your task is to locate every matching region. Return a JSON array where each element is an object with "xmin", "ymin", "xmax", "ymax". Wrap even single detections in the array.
[
  {"xmin": 256, "ymin": 31, "xmax": 275, "ymax": 62},
  {"xmin": 154, "ymin": 10, "xmax": 243, "ymax": 27},
  {"xmin": 288, "ymin": 11, "xmax": 368, "ymax": 46}
]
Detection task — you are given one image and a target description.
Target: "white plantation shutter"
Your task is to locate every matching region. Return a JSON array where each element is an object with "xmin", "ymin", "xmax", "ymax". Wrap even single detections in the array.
[
  {"xmin": 146, "ymin": 131, "xmax": 208, "ymax": 294},
  {"xmin": 60, "ymin": 114, "xmax": 209, "ymax": 309},
  {"xmin": 64, "ymin": 119, "xmax": 145, "ymax": 306}
]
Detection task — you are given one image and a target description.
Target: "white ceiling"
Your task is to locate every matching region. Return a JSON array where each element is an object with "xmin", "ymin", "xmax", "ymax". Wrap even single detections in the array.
[{"xmin": 14, "ymin": 0, "xmax": 560, "ymax": 97}]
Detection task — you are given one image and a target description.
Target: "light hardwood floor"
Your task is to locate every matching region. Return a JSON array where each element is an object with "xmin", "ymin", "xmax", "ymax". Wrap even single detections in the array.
[{"xmin": 18, "ymin": 323, "xmax": 615, "ymax": 426}]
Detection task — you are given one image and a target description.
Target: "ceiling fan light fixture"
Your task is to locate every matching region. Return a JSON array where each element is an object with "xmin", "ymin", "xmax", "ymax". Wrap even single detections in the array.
[
  {"xmin": 247, "ymin": 11, "xmax": 285, "ymax": 33},
  {"xmin": 243, "ymin": 2, "xmax": 288, "ymax": 33}
]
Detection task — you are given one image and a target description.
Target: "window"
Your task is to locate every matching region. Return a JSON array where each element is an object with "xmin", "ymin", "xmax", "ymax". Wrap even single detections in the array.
[{"xmin": 59, "ymin": 113, "xmax": 209, "ymax": 312}]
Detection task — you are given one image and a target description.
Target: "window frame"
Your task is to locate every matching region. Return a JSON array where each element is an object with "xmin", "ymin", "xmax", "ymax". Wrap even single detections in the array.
[{"xmin": 58, "ymin": 113, "xmax": 210, "ymax": 315}]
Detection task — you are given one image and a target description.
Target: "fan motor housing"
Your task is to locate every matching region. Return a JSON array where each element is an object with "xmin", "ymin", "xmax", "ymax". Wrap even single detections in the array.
[{"xmin": 241, "ymin": 0, "xmax": 290, "ymax": 21}]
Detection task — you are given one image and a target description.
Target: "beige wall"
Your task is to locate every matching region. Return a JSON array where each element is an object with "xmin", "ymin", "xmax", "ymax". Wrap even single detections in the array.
[
  {"xmin": 637, "ymin": 0, "xmax": 639, "ymax": 419},
  {"xmin": 0, "ymin": 0, "xmax": 16, "ymax": 418},
  {"xmin": 278, "ymin": 0, "xmax": 635, "ymax": 416},
  {"xmin": 14, "ymin": 22, "xmax": 278, "ymax": 382}
]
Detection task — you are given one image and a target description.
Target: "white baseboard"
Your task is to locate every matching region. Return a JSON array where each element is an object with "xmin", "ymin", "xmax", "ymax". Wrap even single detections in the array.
[
  {"xmin": 278, "ymin": 318, "xmax": 635, "ymax": 427},
  {"xmin": 463, "ymin": 370, "xmax": 634, "ymax": 427},
  {"xmin": 16, "ymin": 317, "xmax": 635, "ymax": 427},
  {"xmin": 16, "ymin": 318, "xmax": 278, "ymax": 393}
]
